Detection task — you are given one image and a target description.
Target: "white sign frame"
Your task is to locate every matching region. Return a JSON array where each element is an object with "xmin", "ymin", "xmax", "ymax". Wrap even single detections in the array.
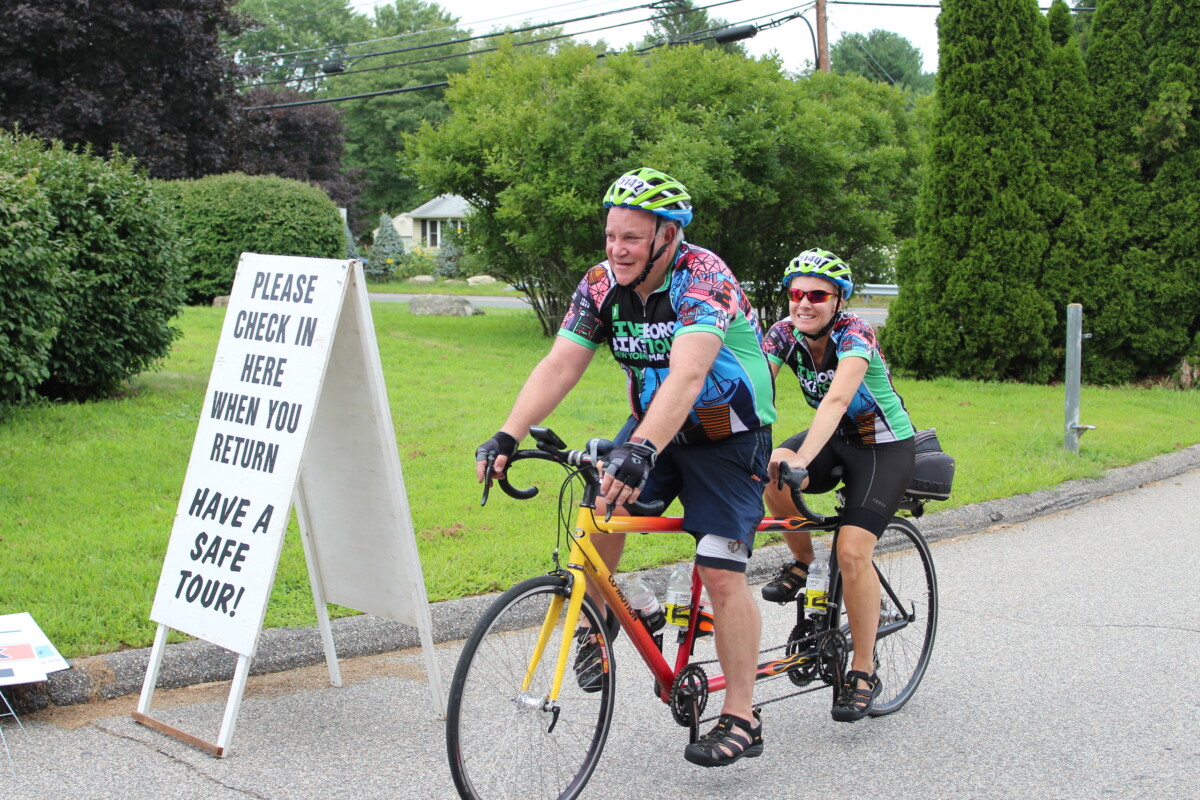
[{"xmin": 134, "ymin": 254, "xmax": 444, "ymax": 757}]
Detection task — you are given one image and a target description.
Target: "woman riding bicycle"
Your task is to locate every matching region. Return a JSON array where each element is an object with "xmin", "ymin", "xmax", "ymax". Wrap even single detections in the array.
[{"xmin": 759, "ymin": 248, "xmax": 916, "ymax": 722}]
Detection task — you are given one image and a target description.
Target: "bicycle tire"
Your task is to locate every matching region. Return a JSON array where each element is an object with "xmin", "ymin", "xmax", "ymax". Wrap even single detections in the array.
[
  {"xmin": 447, "ymin": 575, "xmax": 616, "ymax": 800},
  {"xmin": 867, "ymin": 517, "xmax": 938, "ymax": 715}
]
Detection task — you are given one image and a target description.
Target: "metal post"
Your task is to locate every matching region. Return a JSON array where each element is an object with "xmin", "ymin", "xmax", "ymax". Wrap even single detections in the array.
[{"xmin": 1064, "ymin": 304, "xmax": 1095, "ymax": 452}]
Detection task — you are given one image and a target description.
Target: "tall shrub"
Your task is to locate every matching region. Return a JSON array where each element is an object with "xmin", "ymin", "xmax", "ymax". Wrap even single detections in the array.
[
  {"xmin": 1, "ymin": 130, "xmax": 187, "ymax": 402},
  {"xmin": 0, "ymin": 145, "xmax": 63, "ymax": 407},
  {"xmin": 159, "ymin": 173, "xmax": 344, "ymax": 303},
  {"xmin": 881, "ymin": 0, "xmax": 1058, "ymax": 381}
]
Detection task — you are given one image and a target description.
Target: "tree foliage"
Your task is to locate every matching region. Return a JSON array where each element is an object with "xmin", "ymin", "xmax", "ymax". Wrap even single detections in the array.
[
  {"xmin": 231, "ymin": 0, "xmax": 375, "ymax": 88},
  {"xmin": 831, "ymin": 29, "xmax": 935, "ymax": 94},
  {"xmin": 1076, "ymin": 0, "xmax": 1158, "ymax": 382},
  {"xmin": 332, "ymin": 1, "xmax": 472, "ymax": 217},
  {"xmin": 0, "ymin": 0, "xmax": 245, "ymax": 180},
  {"xmin": 640, "ymin": 0, "xmax": 747, "ymax": 55},
  {"xmin": 881, "ymin": 0, "xmax": 1059, "ymax": 382},
  {"xmin": 408, "ymin": 43, "xmax": 923, "ymax": 334},
  {"xmin": 232, "ymin": 86, "xmax": 360, "ymax": 215}
]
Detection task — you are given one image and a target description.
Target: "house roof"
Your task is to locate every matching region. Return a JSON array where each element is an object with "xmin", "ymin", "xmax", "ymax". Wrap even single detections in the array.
[{"xmin": 407, "ymin": 193, "xmax": 470, "ymax": 219}]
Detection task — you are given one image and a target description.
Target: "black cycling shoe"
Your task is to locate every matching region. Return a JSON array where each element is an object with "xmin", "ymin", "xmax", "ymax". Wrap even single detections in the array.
[
  {"xmin": 573, "ymin": 612, "xmax": 619, "ymax": 693},
  {"xmin": 760, "ymin": 560, "xmax": 808, "ymax": 603}
]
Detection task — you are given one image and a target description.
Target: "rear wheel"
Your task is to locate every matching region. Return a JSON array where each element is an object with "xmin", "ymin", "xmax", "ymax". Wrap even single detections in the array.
[
  {"xmin": 447, "ymin": 575, "xmax": 616, "ymax": 800},
  {"xmin": 867, "ymin": 517, "xmax": 938, "ymax": 715}
]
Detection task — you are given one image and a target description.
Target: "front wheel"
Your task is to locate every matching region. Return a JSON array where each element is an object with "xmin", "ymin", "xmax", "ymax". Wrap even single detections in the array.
[
  {"xmin": 868, "ymin": 517, "xmax": 938, "ymax": 715},
  {"xmin": 446, "ymin": 575, "xmax": 616, "ymax": 800}
]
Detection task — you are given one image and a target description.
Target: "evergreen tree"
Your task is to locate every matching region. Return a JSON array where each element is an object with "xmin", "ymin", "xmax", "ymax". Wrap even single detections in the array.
[
  {"xmin": 1077, "ymin": 0, "xmax": 1153, "ymax": 382},
  {"xmin": 880, "ymin": 0, "xmax": 1058, "ymax": 381},
  {"xmin": 369, "ymin": 211, "xmax": 406, "ymax": 281},
  {"xmin": 1040, "ymin": 1, "xmax": 1094, "ymax": 334},
  {"xmin": 1138, "ymin": 0, "xmax": 1200, "ymax": 372},
  {"xmin": 641, "ymin": 0, "xmax": 747, "ymax": 55},
  {"xmin": 831, "ymin": 30, "xmax": 935, "ymax": 94}
]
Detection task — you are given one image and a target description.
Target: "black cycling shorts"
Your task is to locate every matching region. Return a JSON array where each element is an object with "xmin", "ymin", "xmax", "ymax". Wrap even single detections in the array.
[{"xmin": 777, "ymin": 430, "xmax": 915, "ymax": 536}]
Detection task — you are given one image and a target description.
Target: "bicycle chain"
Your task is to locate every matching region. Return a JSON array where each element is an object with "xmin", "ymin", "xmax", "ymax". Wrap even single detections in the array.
[{"xmin": 689, "ymin": 626, "xmax": 847, "ymax": 727}]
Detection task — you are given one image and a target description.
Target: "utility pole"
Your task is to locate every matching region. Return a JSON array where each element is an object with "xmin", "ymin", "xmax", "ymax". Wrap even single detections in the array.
[{"xmin": 816, "ymin": 0, "xmax": 830, "ymax": 72}]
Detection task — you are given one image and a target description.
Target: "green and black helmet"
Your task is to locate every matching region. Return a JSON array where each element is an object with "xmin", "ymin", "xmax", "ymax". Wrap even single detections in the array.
[
  {"xmin": 781, "ymin": 248, "xmax": 854, "ymax": 300},
  {"xmin": 603, "ymin": 167, "xmax": 693, "ymax": 227}
]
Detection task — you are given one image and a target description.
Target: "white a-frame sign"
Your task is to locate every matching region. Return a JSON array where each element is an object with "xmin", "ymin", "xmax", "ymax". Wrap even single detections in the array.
[{"xmin": 135, "ymin": 253, "xmax": 444, "ymax": 757}]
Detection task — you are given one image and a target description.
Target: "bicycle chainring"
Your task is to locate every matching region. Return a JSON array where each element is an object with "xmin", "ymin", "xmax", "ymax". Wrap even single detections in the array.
[
  {"xmin": 785, "ymin": 619, "xmax": 820, "ymax": 687},
  {"xmin": 669, "ymin": 664, "xmax": 709, "ymax": 727}
]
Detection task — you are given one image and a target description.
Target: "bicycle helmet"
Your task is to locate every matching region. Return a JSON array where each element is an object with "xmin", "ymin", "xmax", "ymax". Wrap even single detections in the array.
[
  {"xmin": 781, "ymin": 249, "xmax": 854, "ymax": 300},
  {"xmin": 603, "ymin": 167, "xmax": 693, "ymax": 227}
]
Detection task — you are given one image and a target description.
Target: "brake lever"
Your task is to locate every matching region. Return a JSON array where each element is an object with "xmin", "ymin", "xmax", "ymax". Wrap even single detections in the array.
[{"xmin": 480, "ymin": 453, "xmax": 496, "ymax": 506}]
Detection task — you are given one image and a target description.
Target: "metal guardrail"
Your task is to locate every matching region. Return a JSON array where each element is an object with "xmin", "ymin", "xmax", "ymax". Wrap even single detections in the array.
[{"xmin": 860, "ymin": 283, "xmax": 899, "ymax": 296}]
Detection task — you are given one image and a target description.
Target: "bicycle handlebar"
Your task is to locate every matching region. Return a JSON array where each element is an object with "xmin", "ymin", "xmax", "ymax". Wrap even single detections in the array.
[
  {"xmin": 481, "ymin": 426, "xmax": 665, "ymax": 516},
  {"xmin": 776, "ymin": 461, "xmax": 828, "ymax": 526}
]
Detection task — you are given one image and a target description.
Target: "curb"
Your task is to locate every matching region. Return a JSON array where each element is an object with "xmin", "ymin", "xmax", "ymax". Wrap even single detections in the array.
[{"xmin": 8, "ymin": 444, "xmax": 1200, "ymax": 714}]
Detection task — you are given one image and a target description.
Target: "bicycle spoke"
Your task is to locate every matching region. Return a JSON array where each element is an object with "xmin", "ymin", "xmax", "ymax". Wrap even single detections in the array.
[
  {"xmin": 867, "ymin": 518, "xmax": 938, "ymax": 715},
  {"xmin": 447, "ymin": 576, "xmax": 615, "ymax": 800}
]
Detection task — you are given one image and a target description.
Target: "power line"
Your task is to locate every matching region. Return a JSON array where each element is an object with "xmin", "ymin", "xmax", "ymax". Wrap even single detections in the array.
[
  {"xmin": 245, "ymin": 4, "xmax": 799, "ymax": 110},
  {"xmin": 241, "ymin": 0, "xmax": 755, "ymax": 89},
  {"xmin": 239, "ymin": 0, "xmax": 657, "ymax": 78},
  {"xmin": 229, "ymin": 0, "xmax": 623, "ymax": 58}
]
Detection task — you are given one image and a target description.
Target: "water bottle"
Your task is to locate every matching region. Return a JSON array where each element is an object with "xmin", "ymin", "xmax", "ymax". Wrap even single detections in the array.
[
  {"xmin": 803, "ymin": 557, "xmax": 829, "ymax": 619},
  {"xmin": 664, "ymin": 563, "xmax": 693, "ymax": 627},
  {"xmin": 621, "ymin": 574, "xmax": 665, "ymax": 633}
]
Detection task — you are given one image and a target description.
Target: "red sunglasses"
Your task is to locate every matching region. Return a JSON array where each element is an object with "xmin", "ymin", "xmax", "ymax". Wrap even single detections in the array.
[{"xmin": 787, "ymin": 288, "xmax": 838, "ymax": 304}]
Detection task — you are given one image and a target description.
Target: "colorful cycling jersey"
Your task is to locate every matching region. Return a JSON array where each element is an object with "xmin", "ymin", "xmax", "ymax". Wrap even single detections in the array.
[
  {"xmin": 558, "ymin": 242, "xmax": 776, "ymax": 444},
  {"xmin": 764, "ymin": 312, "xmax": 913, "ymax": 445}
]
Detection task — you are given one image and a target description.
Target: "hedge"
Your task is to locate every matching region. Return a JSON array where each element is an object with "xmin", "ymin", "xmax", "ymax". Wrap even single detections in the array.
[
  {"xmin": 158, "ymin": 173, "xmax": 345, "ymax": 304},
  {"xmin": 1, "ymin": 130, "xmax": 186, "ymax": 404}
]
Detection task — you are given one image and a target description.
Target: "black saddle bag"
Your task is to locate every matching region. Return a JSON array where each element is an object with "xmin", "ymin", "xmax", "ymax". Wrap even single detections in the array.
[{"xmin": 900, "ymin": 428, "xmax": 955, "ymax": 512}]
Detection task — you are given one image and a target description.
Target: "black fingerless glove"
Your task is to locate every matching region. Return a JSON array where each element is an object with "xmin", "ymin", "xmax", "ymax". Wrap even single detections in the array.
[
  {"xmin": 476, "ymin": 430, "xmax": 518, "ymax": 466},
  {"xmin": 603, "ymin": 438, "xmax": 658, "ymax": 491}
]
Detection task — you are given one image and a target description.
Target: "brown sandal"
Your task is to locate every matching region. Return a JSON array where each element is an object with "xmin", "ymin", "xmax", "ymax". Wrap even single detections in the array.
[
  {"xmin": 683, "ymin": 709, "xmax": 764, "ymax": 767},
  {"xmin": 831, "ymin": 670, "xmax": 882, "ymax": 722}
]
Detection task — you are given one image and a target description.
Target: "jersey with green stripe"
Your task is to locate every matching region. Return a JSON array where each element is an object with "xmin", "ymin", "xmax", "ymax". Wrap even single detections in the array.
[
  {"xmin": 764, "ymin": 313, "xmax": 913, "ymax": 444},
  {"xmin": 559, "ymin": 242, "xmax": 776, "ymax": 444}
]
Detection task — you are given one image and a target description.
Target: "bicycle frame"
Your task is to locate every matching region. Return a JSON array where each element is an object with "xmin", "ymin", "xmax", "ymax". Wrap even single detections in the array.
[{"xmin": 534, "ymin": 503, "xmax": 831, "ymax": 708}]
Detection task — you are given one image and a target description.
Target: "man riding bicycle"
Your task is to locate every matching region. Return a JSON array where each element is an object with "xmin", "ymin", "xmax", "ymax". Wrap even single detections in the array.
[{"xmin": 475, "ymin": 167, "xmax": 776, "ymax": 767}]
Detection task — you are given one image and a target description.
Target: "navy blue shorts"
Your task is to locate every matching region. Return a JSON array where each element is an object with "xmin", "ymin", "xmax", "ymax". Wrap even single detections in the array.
[{"xmin": 618, "ymin": 418, "xmax": 771, "ymax": 573}]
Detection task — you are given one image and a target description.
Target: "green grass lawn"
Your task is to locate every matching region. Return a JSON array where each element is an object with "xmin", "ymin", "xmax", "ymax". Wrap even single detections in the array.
[{"xmin": 2, "ymin": 303, "xmax": 1198, "ymax": 658}]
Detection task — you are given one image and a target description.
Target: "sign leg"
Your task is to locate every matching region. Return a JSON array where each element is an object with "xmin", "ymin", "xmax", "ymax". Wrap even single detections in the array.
[{"xmin": 294, "ymin": 483, "xmax": 343, "ymax": 687}]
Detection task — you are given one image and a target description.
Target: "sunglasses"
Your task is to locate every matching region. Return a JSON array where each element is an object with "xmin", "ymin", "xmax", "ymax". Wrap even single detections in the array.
[{"xmin": 787, "ymin": 288, "xmax": 838, "ymax": 304}]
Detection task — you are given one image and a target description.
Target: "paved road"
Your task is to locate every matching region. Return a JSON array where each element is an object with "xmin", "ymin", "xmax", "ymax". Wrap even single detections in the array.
[
  {"xmin": 4, "ymin": 468, "xmax": 1197, "ymax": 799},
  {"xmin": 367, "ymin": 292, "xmax": 890, "ymax": 327}
]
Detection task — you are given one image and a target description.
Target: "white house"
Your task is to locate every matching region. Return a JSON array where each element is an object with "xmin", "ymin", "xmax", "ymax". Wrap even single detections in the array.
[{"xmin": 402, "ymin": 194, "xmax": 470, "ymax": 250}]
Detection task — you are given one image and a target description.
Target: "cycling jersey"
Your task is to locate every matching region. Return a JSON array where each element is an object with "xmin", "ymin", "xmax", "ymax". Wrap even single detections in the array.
[
  {"xmin": 558, "ymin": 242, "xmax": 776, "ymax": 444},
  {"xmin": 764, "ymin": 312, "xmax": 913, "ymax": 444}
]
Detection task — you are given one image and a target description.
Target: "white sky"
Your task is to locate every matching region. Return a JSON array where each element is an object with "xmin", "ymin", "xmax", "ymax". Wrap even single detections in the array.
[{"xmin": 362, "ymin": 0, "xmax": 943, "ymax": 73}]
